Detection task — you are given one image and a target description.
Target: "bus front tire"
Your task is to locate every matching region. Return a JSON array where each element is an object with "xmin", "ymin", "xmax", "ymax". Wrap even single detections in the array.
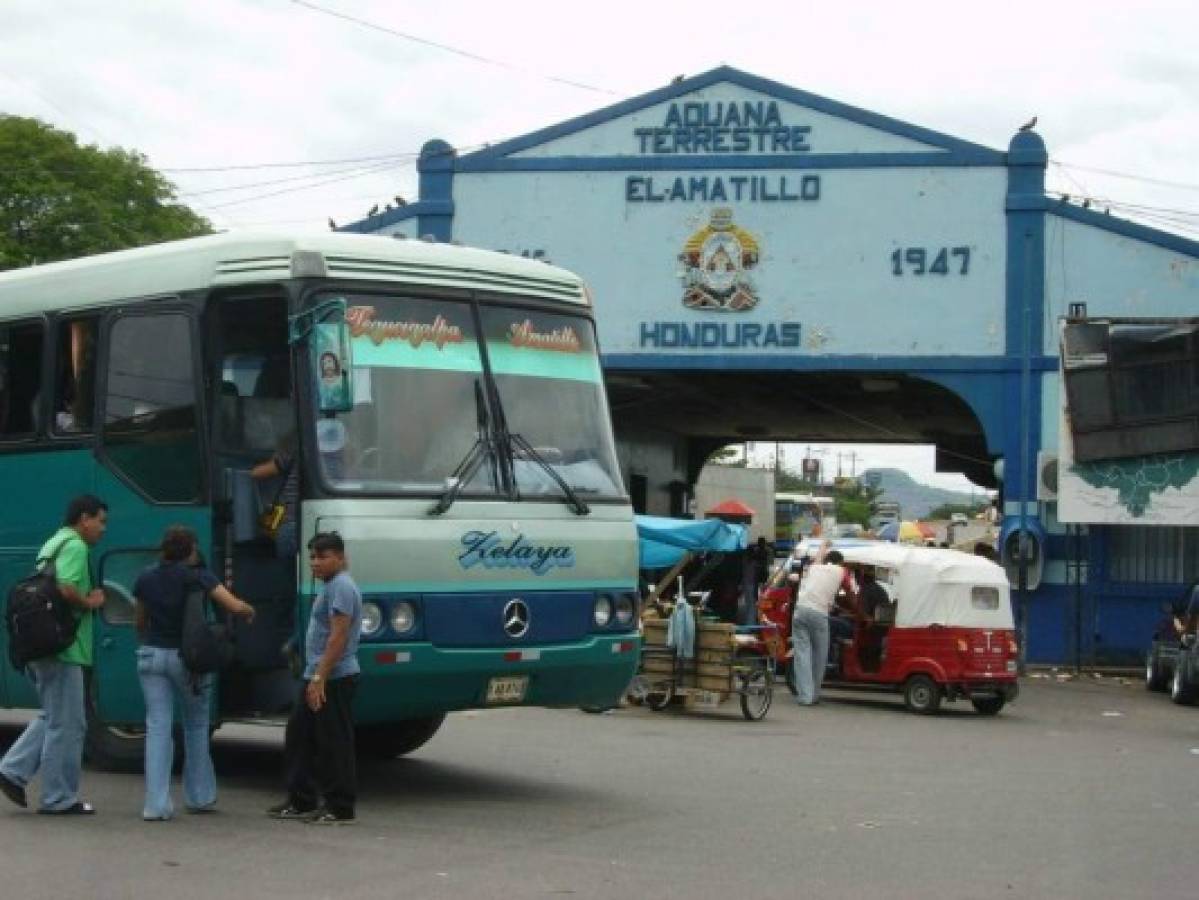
[{"xmin": 356, "ymin": 715, "xmax": 446, "ymax": 759}]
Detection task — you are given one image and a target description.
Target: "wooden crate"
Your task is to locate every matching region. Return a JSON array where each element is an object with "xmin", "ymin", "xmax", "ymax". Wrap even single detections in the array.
[
  {"xmin": 681, "ymin": 674, "xmax": 734, "ymax": 693},
  {"xmin": 641, "ymin": 617, "xmax": 735, "ymax": 651},
  {"xmin": 640, "ymin": 657, "xmax": 731, "ymax": 679},
  {"xmin": 642, "ymin": 620, "xmax": 668, "ymax": 646},
  {"xmin": 697, "ymin": 622, "xmax": 735, "ymax": 650}
]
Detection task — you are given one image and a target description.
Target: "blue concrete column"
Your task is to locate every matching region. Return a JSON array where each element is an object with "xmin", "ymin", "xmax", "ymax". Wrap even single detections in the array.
[
  {"xmin": 417, "ymin": 139, "xmax": 456, "ymax": 242},
  {"xmin": 1003, "ymin": 128, "xmax": 1048, "ymax": 519},
  {"xmin": 1003, "ymin": 128, "xmax": 1049, "ymax": 657}
]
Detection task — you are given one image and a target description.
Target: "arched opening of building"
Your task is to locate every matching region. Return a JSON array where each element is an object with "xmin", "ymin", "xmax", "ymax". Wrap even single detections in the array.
[{"xmin": 607, "ymin": 371, "xmax": 996, "ymax": 518}]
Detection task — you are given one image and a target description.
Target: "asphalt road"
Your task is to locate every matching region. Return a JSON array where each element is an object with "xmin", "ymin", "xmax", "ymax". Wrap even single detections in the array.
[{"xmin": 1, "ymin": 676, "xmax": 1197, "ymax": 900}]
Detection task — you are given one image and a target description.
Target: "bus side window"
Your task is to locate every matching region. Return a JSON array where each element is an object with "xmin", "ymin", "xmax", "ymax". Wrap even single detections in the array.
[
  {"xmin": 52, "ymin": 316, "xmax": 98, "ymax": 435},
  {"xmin": 0, "ymin": 321, "xmax": 44, "ymax": 440},
  {"xmin": 101, "ymin": 313, "xmax": 203, "ymax": 503}
]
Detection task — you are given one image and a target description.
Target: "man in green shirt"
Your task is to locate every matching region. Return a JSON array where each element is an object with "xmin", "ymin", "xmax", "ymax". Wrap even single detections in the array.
[{"xmin": 0, "ymin": 495, "xmax": 107, "ymax": 814}]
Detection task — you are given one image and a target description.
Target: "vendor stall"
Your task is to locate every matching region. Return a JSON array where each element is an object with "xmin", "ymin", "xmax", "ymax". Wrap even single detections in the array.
[{"xmin": 631, "ymin": 515, "xmax": 774, "ymax": 720}]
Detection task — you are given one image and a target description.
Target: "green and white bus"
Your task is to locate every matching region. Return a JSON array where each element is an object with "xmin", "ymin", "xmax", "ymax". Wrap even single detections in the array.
[{"xmin": 0, "ymin": 232, "xmax": 639, "ymax": 768}]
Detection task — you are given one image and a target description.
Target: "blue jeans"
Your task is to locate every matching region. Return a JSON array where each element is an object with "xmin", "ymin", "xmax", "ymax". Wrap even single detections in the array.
[
  {"xmin": 792, "ymin": 606, "xmax": 831, "ymax": 705},
  {"xmin": 0, "ymin": 658, "xmax": 87, "ymax": 811},
  {"xmin": 136, "ymin": 646, "xmax": 216, "ymax": 819},
  {"xmin": 275, "ymin": 520, "xmax": 298, "ymax": 559}
]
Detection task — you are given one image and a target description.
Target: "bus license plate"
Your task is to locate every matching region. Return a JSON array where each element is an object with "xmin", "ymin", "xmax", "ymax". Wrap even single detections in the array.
[{"xmin": 486, "ymin": 676, "xmax": 529, "ymax": 704}]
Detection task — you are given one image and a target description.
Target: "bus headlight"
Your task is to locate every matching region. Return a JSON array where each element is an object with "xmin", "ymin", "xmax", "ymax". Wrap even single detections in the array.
[
  {"xmin": 361, "ymin": 602, "xmax": 383, "ymax": 637},
  {"xmin": 390, "ymin": 600, "xmax": 417, "ymax": 635},
  {"xmin": 614, "ymin": 594, "xmax": 636, "ymax": 627},
  {"xmin": 594, "ymin": 595, "xmax": 613, "ymax": 628}
]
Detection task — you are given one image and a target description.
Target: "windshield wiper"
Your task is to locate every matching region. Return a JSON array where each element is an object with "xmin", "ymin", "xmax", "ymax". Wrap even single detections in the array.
[
  {"xmin": 484, "ymin": 377, "xmax": 590, "ymax": 516},
  {"xmin": 428, "ymin": 380, "xmax": 500, "ymax": 516},
  {"xmin": 508, "ymin": 432, "xmax": 591, "ymax": 516}
]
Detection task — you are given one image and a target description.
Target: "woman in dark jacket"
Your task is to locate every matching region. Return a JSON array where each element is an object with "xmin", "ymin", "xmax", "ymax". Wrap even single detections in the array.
[{"xmin": 134, "ymin": 526, "xmax": 254, "ymax": 821}]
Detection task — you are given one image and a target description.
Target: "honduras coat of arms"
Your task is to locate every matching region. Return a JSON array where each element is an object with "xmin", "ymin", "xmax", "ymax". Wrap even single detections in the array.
[{"xmin": 679, "ymin": 208, "xmax": 760, "ymax": 311}]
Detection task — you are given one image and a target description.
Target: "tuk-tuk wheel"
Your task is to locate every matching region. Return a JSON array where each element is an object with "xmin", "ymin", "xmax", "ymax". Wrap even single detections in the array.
[
  {"xmin": 971, "ymin": 695, "xmax": 1006, "ymax": 716},
  {"xmin": 645, "ymin": 684, "xmax": 674, "ymax": 711},
  {"xmin": 903, "ymin": 674, "xmax": 943, "ymax": 715}
]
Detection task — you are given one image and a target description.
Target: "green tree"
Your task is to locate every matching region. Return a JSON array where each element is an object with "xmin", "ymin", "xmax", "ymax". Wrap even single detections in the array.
[
  {"xmin": 0, "ymin": 116, "xmax": 210, "ymax": 270},
  {"xmin": 708, "ymin": 444, "xmax": 746, "ymax": 467},
  {"xmin": 776, "ymin": 469, "xmax": 817, "ymax": 493},
  {"xmin": 835, "ymin": 496, "xmax": 872, "ymax": 528}
]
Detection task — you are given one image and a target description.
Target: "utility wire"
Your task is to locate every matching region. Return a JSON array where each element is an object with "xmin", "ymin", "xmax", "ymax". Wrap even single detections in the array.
[
  {"xmin": 160, "ymin": 149, "xmax": 424, "ymax": 173},
  {"xmin": 287, "ymin": 0, "xmax": 617, "ymax": 96},
  {"xmin": 179, "ymin": 157, "xmax": 419, "ymax": 197},
  {"xmin": 1052, "ymin": 160, "xmax": 1199, "ymax": 193},
  {"xmin": 1, "ymin": 147, "xmax": 437, "ymax": 177},
  {"xmin": 175, "ymin": 140, "xmax": 486, "ymax": 210},
  {"xmin": 1049, "ymin": 191, "xmax": 1199, "ymax": 225},
  {"xmin": 202, "ymin": 158, "xmax": 406, "ymax": 210},
  {"xmin": 797, "ymin": 391, "xmax": 996, "ymax": 469},
  {"xmin": 1098, "ymin": 198, "xmax": 1199, "ymax": 220}
]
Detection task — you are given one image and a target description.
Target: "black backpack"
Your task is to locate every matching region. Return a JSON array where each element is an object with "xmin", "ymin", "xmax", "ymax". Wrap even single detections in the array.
[
  {"xmin": 179, "ymin": 580, "xmax": 234, "ymax": 675},
  {"xmin": 5, "ymin": 542, "xmax": 80, "ymax": 670}
]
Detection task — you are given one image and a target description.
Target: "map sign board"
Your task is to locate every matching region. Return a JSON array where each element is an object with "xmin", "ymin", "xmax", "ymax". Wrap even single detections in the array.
[
  {"xmin": 1057, "ymin": 318, "xmax": 1199, "ymax": 524},
  {"xmin": 1058, "ymin": 390, "xmax": 1199, "ymax": 525}
]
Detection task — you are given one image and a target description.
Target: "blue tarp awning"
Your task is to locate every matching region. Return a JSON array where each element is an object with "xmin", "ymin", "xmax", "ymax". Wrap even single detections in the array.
[{"xmin": 635, "ymin": 515, "xmax": 749, "ymax": 569}]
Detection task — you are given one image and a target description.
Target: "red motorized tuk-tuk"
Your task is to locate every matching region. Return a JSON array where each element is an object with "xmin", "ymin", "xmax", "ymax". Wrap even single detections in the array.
[{"xmin": 756, "ymin": 542, "xmax": 1019, "ymax": 715}]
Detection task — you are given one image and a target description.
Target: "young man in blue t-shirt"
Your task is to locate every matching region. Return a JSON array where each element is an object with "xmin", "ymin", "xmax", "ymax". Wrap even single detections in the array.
[{"xmin": 268, "ymin": 532, "xmax": 362, "ymax": 825}]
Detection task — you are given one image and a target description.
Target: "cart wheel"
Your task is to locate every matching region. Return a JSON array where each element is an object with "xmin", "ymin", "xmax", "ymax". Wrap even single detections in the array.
[
  {"xmin": 645, "ymin": 684, "xmax": 674, "ymax": 711},
  {"xmin": 739, "ymin": 668, "xmax": 773, "ymax": 721},
  {"xmin": 903, "ymin": 674, "xmax": 943, "ymax": 715}
]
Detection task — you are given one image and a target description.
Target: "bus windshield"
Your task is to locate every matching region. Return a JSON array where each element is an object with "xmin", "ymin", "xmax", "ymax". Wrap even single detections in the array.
[
  {"xmin": 478, "ymin": 306, "xmax": 622, "ymax": 500},
  {"xmin": 315, "ymin": 294, "xmax": 497, "ymax": 494},
  {"xmin": 313, "ymin": 294, "xmax": 622, "ymax": 500}
]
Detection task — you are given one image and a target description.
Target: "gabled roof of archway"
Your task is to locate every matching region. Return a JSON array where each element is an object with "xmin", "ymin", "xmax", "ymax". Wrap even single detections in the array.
[{"xmin": 457, "ymin": 65, "xmax": 1005, "ymax": 168}]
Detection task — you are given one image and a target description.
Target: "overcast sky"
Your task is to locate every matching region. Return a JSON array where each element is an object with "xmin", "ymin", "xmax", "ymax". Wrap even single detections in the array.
[{"xmin": 4, "ymin": 0, "xmax": 1196, "ymax": 490}]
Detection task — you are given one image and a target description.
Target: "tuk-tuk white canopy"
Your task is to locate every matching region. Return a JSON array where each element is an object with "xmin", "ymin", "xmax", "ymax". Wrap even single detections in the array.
[{"xmin": 832, "ymin": 544, "xmax": 1014, "ymax": 630}]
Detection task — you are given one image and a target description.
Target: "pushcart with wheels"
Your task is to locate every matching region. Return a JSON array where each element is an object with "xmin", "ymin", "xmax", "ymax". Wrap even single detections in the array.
[{"xmin": 630, "ymin": 618, "xmax": 775, "ymax": 721}]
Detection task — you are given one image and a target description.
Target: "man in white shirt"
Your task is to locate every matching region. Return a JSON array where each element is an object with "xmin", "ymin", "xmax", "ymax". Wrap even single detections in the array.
[{"xmin": 791, "ymin": 542, "xmax": 851, "ymax": 706}]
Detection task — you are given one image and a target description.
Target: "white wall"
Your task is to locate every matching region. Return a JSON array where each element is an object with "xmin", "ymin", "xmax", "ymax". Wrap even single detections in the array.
[
  {"xmin": 378, "ymin": 221, "xmax": 417, "ymax": 240},
  {"xmin": 694, "ymin": 465, "xmax": 776, "ymax": 541},
  {"xmin": 511, "ymin": 83, "xmax": 938, "ymax": 158},
  {"xmin": 1044, "ymin": 214, "xmax": 1199, "ymax": 355},
  {"xmin": 452, "ymin": 166, "xmax": 1008, "ymax": 357}
]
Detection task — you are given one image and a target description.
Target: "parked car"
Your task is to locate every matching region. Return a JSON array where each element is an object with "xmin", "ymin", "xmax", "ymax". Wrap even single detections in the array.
[
  {"xmin": 1166, "ymin": 582, "xmax": 1199, "ymax": 704},
  {"xmin": 1145, "ymin": 602, "xmax": 1185, "ymax": 692}
]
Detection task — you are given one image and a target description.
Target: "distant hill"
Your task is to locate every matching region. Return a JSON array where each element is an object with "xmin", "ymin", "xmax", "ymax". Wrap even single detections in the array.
[{"xmin": 862, "ymin": 468, "xmax": 979, "ymax": 520}]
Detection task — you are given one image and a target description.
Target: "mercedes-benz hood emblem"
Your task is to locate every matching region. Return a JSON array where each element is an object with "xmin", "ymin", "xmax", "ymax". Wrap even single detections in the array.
[{"xmin": 503, "ymin": 598, "xmax": 530, "ymax": 638}]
